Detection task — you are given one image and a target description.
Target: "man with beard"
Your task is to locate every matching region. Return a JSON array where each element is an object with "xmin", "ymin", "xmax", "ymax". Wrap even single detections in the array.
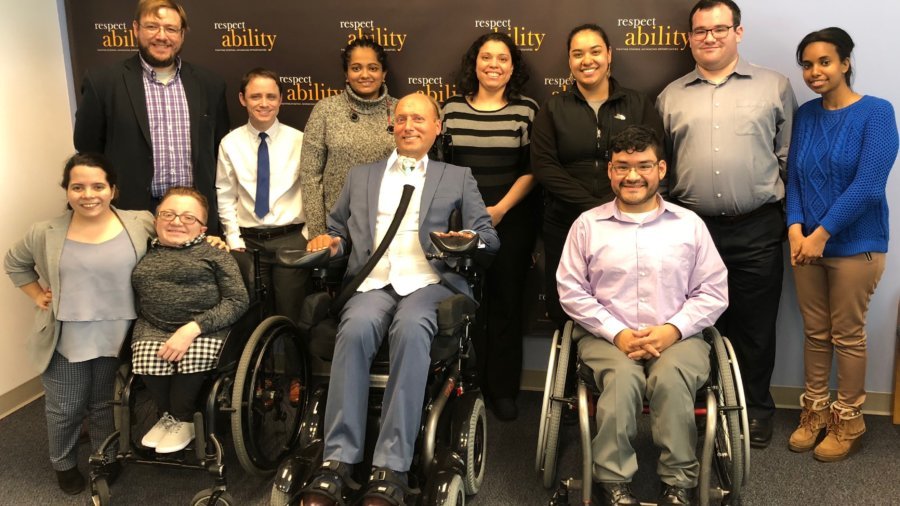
[
  {"xmin": 556, "ymin": 126, "xmax": 727, "ymax": 506},
  {"xmin": 74, "ymin": 0, "xmax": 229, "ymax": 233}
]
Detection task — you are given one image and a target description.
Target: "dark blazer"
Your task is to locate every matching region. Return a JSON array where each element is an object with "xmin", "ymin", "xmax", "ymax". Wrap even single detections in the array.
[
  {"xmin": 73, "ymin": 54, "xmax": 230, "ymax": 233},
  {"xmin": 326, "ymin": 159, "xmax": 500, "ymax": 297}
]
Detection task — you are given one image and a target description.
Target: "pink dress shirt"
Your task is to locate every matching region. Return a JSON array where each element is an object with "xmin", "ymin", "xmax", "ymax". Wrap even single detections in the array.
[{"xmin": 556, "ymin": 196, "xmax": 728, "ymax": 343}]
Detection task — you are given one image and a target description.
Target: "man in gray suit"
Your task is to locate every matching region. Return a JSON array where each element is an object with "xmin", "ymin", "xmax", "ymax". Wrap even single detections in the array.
[{"xmin": 302, "ymin": 93, "xmax": 499, "ymax": 506}]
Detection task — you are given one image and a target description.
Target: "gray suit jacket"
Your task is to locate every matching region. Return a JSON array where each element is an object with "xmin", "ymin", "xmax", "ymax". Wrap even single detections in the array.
[
  {"xmin": 326, "ymin": 159, "xmax": 500, "ymax": 297},
  {"xmin": 4, "ymin": 209, "xmax": 155, "ymax": 372}
]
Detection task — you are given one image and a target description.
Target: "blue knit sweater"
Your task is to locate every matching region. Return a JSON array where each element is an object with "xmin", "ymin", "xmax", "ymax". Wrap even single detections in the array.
[{"xmin": 786, "ymin": 95, "xmax": 898, "ymax": 257}]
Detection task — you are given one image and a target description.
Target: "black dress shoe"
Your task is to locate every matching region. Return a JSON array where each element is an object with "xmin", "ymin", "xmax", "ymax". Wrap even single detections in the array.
[
  {"xmin": 492, "ymin": 397, "xmax": 518, "ymax": 421},
  {"xmin": 56, "ymin": 466, "xmax": 85, "ymax": 495},
  {"xmin": 595, "ymin": 482, "xmax": 639, "ymax": 505},
  {"xmin": 659, "ymin": 483, "xmax": 692, "ymax": 505},
  {"xmin": 749, "ymin": 417, "xmax": 773, "ymax": 448}
]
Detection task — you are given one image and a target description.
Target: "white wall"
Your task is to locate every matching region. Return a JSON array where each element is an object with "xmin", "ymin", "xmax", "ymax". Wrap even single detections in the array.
[
  {"xmin": 740, "ymin": 1, "xmax": 900, "ymax": 394},
  {"xmin": 0, "ymin": 0, "xmax": 74, "ymax": 397}
]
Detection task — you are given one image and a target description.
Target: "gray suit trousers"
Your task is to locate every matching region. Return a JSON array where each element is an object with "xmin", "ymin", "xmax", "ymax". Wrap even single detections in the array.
[
  {"xmin": 578, "ymin": 334, "xmax": 710, "ymax": 487},
  {"xmin": 323, "ymin": 283, "xmax": 454, "ymax": 471}
]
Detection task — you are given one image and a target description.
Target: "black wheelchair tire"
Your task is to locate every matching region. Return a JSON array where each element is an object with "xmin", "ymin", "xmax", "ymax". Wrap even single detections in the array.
[
  {"xmin": 709, "ymin": 328, "xmax": 745, "ymax": 501},
  {"xmin": 541, "ymin": 321, "xmax": 572, "ymax": 489},
  {"xmin": 190, "ymin": 488, "xmax": 235, "ymax": 506},
  {"xmin": 269, "ymin": 485, "xmax": 290, "ymax": 506},
  {"xmin": 457, "ymin": 394, "xmax": 487, "ymax": 495},
  {"xmin": 231, "ymin": 315, "xmax": 308, "ymax": 477},
  {"xmin": 430, "ymin": 472, "xmax": 465, "ymax": 506},
  {"xmin": 90, "ymin": 477, "xmax": 110, "ymax": 506}
]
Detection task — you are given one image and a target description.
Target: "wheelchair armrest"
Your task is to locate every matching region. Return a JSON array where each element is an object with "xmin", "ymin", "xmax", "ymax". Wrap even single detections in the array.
[
  {"xmin": 429, "ymin": 231, "xmax": 479, "ymax": 255},
  {"xmin": 276, "ymin": 247, "xmax": 332, "ymax": 269},
  {"xmin": 436, "ymin": 293, "xmax": 477, "ymax": 338}
]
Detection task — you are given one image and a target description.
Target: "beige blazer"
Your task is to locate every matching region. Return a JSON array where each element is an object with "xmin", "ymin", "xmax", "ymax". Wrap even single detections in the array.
[{"xmin": 4, "ymin": 208, "xmax": 155, "ymax": 372}]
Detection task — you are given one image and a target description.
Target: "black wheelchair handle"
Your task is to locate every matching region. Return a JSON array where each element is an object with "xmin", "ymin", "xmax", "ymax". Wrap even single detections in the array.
[{"xmin": 275, "ymin": 247, "xmax": 331, "ymax": 269}]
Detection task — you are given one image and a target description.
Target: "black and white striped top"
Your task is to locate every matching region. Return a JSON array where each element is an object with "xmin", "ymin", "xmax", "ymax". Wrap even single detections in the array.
[{"xmin": 441, "ymin": 95, "xmax": 539, "ymax": 205}]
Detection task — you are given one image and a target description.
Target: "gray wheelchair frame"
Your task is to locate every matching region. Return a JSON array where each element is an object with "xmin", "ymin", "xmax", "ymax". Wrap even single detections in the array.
[{"xmin": 535, "ymin": 321, "xmax": 750, "ymax": 506}]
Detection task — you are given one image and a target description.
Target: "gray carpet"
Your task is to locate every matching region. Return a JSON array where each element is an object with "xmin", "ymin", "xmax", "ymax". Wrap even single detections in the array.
[{"xmin": 1, "ymin": 392, "xmax": 898, "ymax": 505}]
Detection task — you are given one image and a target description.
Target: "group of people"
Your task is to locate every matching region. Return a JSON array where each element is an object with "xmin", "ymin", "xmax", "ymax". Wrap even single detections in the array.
[{"xmin": 3, "ymin": 0, "xmax": 897, "ymax": 504}]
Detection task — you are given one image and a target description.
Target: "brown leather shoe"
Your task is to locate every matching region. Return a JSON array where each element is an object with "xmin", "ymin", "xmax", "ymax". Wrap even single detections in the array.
[
  {"xmin": 814, "ymin": 404, "xmax": 865, "ymax": 462},
  {"xmin": 788, "ymin": 394, "xmax": 830, "ymax": 452}
]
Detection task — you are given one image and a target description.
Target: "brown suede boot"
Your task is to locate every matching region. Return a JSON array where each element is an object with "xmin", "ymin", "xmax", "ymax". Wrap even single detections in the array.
[
  {"xmin": 814, "ymin": 403, "xmax": 865, "ymax": 462},
  {"xmin": 788, "ymin": 394, "xmax": 830, "ymax": 452}
]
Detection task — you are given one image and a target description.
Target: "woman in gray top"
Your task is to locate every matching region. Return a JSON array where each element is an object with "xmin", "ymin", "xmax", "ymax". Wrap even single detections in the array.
[
  {"xmin": 4, "ymin": 153, "xmax": 154, "ymax": 495},
  {"xmin": 300, "ymin": 38, "xmax": 397, "ymax": 237},
  {"xmin": 131, "ymin": 187, "xmax": 249, "ymax": 454}
]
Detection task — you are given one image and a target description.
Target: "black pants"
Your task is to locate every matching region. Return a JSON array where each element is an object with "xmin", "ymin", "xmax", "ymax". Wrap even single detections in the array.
[
  {"xmin": 701, "ymin": 203, "xmax": 785, "ymax": 420},
  {"xmin": 142, "ymin": 373, "xmax": 206, "ymax": 421},
  {"xmin": 243, "ymin": 231, "xmax": 310, "ymax": 325},
  {"xmin": 474, "ymin": 203, "xmax": 537, "ymax": 400}
]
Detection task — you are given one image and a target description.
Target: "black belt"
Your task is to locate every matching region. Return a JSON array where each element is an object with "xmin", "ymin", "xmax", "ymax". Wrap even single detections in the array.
[
  {"xmin": 239, "ymin": 223, "xmax": 303, "ymax": 240},
  {"xmin": 700, "ymin": 201, "xmax": 782, "ymax": 224}
]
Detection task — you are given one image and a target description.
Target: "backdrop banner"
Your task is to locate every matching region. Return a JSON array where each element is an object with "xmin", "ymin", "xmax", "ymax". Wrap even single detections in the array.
[{"xmin": 65, "ymin": 0, "xmax": 697, "ymax": 332}]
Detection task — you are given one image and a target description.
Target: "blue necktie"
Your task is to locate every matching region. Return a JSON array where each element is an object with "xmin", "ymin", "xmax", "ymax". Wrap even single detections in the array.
[{"xmin": 255, "ymin": 132, "xmax": 270, "ymax": 218}]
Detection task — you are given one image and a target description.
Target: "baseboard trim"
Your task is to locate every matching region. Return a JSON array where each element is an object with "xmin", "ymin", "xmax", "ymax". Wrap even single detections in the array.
[
  {"xmin": 0, "ymin": 377, "xmax": 43, "ymax": 420},
  {"xmin": 520, "ymin": 370, "xmax": 894, "ymax": 416}
]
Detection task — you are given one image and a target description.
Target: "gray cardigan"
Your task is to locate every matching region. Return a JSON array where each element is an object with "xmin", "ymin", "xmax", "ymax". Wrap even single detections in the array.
[{"xmin": 4, "ymin": 208, "xmax": 155, "ymax": 372}]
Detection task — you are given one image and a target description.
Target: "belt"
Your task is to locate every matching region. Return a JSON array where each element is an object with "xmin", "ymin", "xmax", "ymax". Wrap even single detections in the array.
[
  {"xmin": 239, "ymin": 223, "xmax": 303, "ymax": 240},
  {"xmin": 701, "ymin": 201, "xmax": 782, "ymax": 224}
]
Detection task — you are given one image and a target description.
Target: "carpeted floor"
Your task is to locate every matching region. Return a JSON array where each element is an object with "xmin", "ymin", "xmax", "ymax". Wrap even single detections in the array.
[{"xmin": 1, "ymin": 391, "xmax": 898, "ymax": 505}]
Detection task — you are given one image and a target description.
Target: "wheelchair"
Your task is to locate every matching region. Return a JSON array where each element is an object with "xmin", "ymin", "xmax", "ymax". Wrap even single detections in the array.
[
  {"xmin": 267, "ymin": 230, "xmax": 489, "ymax": 506},
  {"xmin": 535, "ymin": 321, "xmax": 750, "ymax": 506},
  {"xmin": 88, "ymin": 249, "xmax": 309, "ymax": 506}
]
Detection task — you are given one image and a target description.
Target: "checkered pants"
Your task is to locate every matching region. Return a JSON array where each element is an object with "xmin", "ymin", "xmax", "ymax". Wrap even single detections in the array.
[
  {"xmin": 40, "ymin": 351, "xmax": 119, "ymax": 470},
  {"xmin": 131, "ymin": 337, "xmax": 223, "ymax": 375}
]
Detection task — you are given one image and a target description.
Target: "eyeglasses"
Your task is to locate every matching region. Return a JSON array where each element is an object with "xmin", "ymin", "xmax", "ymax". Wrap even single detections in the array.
[
  {"xmin": 690, "ymin": 25, "xmax": 736, "ymax": 41},
  {"xmin": 611, "ymin": 162, "xmax": 659, "ymax": 175},
  {"xmin": 157, "ymin": 210, "xmax": 204, "ymax": 225},
  {"xmin": 140, "ymin": 23, "xmax": 183, "ymax": 36}
]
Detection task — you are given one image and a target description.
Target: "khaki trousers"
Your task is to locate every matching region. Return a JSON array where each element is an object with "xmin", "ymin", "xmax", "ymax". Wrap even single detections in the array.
[
  {"xmin": 792, "ymin": 253, "xmax": 885, "ymax": 408},
  {"xmin": 578, "ymin": 335, "xmax": 710, "ymax": 487}
]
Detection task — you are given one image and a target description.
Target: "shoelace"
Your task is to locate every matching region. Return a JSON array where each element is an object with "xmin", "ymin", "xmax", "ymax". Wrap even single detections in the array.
[{"xmin": 158, "ymin": 413, "xmax": 177, "ymax": 431}]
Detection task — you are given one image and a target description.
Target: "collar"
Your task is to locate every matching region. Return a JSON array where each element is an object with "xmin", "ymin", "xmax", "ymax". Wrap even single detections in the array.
[
  {"xmin": 344, "ymin": 83, "xmax": 392, "ymax": 111},
  {"xmin": 386, "ymin": 150, "xmax": 429, "ymax": 175},
  {"xmin": 247, "ymin": 119, "xmax": 281, "ymax": 141},
  {"xmin": 138, "ymin": 54, "xmax": 182, "ymax": 81},
  {"xmin": 685, "ymin": 56, "xmax": 754, "ymax": 87},
  {"xmin": 593, "ymin": 195, "xmax": 679, "ymax": 224},
  {"xmin": 151, "ymin": 232, "xmax": 206, "ymax": 249}
]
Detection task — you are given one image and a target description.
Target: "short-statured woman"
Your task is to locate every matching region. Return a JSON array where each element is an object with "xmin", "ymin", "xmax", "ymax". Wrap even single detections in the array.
[
  {"xmin": 300, "ymin": 39, "xmax": 397, "ymax": 237},
  {"xmin": 131, "ymin": 187, "xmax": 249, "ymax": 454},
  {"xmin": 4, "ymin": 153, "xmax": 155, "ymax": 494},
  {"xmin": 786, "ymin": 27, "xmax": 898, "ymax": 462},
  {"xmin": 531, "ymin": 23, "xmax": 664, "ymax": 327},
  {"xmin": 441, "ymin": 32, "xmax": 539, "ymax": 421}
]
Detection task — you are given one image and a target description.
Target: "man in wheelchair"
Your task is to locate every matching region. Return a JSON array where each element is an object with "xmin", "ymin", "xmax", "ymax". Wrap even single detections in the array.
[
  {"xmin": 301, "ymin": 93, "xmax": 499, "ymax": 506},
  {"xmin": 555, "ymin": 126, "xmax": 728, "ymax": 506}
]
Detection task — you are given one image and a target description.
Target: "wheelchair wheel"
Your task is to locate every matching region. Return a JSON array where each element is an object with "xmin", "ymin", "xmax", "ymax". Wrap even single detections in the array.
[
  {"xmin": 454, "ymin": 394, "xmax": 486, "ymax": 494},
  {"xmin": 536, "ymin": 321, "xmax": 572, "ymax": 489},
  {"xmin": 190, "ymin": 488, "xmax": 235, "ymax": 506},
  {"xmin": 429, "ymin": 472, "xmax": 465, "ymax": 506},
  {"xmin": 90, "ymin": 477, "xmax": 110, "ymax": 506},
  {"xmin": 269, "ymin": 486, "xmax": 290, "ymax": 506},
  {"xmin": 232, "ymin": 316, "xmax": 308, "ymax": 477},
  {"xmin": 707, "ymin": 328, "xmax": 748, "ymax": 502}
]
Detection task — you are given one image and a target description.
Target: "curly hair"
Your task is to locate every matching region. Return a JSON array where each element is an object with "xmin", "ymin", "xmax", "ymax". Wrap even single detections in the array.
[
  {"xmin": 454, "ymin": 32, "xmax": 529, "ymax": 99},
  {"xmin": 609, "ymin": 125, "xmax": 664, "ymax": 160}
]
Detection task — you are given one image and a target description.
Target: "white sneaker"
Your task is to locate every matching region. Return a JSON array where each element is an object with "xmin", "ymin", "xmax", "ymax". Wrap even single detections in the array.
[
  {"xmin": 155, "ymin": 421, "xmax": 195, "ymax": 453},
  {"xmin": 141, "ymin": 413, "xmax": 177, "ymax": 448}
]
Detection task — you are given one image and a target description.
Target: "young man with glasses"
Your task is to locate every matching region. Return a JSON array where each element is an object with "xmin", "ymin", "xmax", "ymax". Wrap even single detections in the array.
[
  {"xmin": 74, "ymin": 0, "xmax": 230, "ymax": 234},
  {"xmin": 656, "ymin": 0, "xmax": 797, "ymax": 449},
  {"xmin": 557, "ymin": 126, "xmax": 728, "ymax": 506}
]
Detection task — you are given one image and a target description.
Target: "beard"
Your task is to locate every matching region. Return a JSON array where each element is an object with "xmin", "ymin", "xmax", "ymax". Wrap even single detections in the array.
[{"xmin": 137, "ymin": 42, "xmax": 178, "ymax": 69}]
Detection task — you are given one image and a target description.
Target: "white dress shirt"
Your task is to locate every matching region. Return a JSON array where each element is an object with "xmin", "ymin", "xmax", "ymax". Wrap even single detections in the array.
[
  {"xmin": 358, "ymin": 151, "xmax": 441, "ymax": 296},
  {"xmin": 216, "ymin": 119, "xmax": 306, "ymax": 249}
]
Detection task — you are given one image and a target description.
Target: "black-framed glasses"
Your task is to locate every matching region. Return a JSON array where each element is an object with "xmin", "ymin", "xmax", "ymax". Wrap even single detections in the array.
[
  {"xmin": 139, "ymin": 23, "xmax": 183, "ymax": 36},
  {"xmin": 691, "ymin": 25, "xmax": 736, "ymax": 41},
  {"xmin": 611, "ymin": 162, "xmax": 659, "ymax": 175},
  {"xmin": 157, "ymin": 210, "xmax": 204, "ymax": 226}
]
